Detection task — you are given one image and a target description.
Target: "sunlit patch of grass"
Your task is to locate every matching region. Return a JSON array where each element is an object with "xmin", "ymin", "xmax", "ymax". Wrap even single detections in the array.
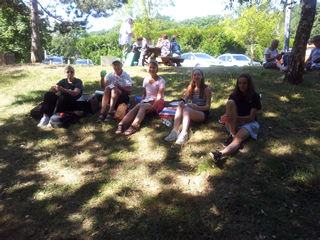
[
  {"xmin": 263, "ymin": 112, "xmax": 279, "ymax": 118},
  {"xmin": 279, "ymin": 96, "xmax": 290, "ymax": 102}
]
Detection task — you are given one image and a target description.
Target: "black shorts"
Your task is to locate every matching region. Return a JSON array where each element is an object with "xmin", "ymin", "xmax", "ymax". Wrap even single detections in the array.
[
  {"xmin": 203, "ymin": 110, "xmax": 210, "ymax": 122},
  {"xmin": 116, "ymin": 91, "xmax": 130, "ymax": 106}
]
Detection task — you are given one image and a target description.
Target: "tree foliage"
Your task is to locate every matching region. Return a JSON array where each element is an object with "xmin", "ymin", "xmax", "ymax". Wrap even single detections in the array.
[{"xmin": 178, "ymin": 15, "xmax": 222, "ymax": 30}]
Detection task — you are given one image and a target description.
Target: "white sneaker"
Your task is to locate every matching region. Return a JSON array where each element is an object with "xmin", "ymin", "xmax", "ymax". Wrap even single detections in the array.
[
  {"xmin": 164, "ymin": 129, "xmax": 180, "ymax": 141},
  {"xmin": 47, "ymin": 121, "xmax": 53, "ymax": 128},
  {"xmin": 175, "ymin": 131, "xmax": 188, "ymax": 145},
  {"xmin": 37, "ymin": 116, "xmax": 50, "ymax": 127}
]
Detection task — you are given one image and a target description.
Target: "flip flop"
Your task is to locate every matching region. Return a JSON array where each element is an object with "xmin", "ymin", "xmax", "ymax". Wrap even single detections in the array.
[
  {"xmin": 97, "ymin": 113, "xmax": 106, "ymax": 123},
  {"xmin": 104, "ymin": 112, "xmax": 114, "ymax": 122},
  {"xmin": 123, "ymin": 125, "xmax": 138, "ymax": 136},
  {"xmin": 115, "ymin": 124, "xmax": 124, "ymax": 134}
]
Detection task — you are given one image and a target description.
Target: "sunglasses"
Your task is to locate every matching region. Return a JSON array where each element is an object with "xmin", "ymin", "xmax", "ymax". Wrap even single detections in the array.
[{"xmin": 66, "ymin": 71, "xmax": 74, "ymax": 74}]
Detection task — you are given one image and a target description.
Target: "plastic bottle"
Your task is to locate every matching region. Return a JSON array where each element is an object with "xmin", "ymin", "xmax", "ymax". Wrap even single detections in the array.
[{"xmin": 161, "ymin": 118, "xmax": 172, "ymax": 127}]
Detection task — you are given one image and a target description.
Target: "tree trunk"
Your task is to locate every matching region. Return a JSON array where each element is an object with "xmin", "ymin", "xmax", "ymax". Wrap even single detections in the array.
[
  {"xmin": 30, "ymin": 0, "xmax": 41, "ymax": 63},
  {"xmin": 285, "ymin": 0, "xmax": 317, "ymax": 85},
  {"xmin": 250, "ymin": 34, "xmax": 254, "ymax": 66}
]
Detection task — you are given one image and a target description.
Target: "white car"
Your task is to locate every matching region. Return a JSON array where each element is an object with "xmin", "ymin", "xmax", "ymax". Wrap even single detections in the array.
[
  {"xmin": 216, "ymin": 54, "xmax": 261, "ymax": 66},
  {"xmin": 181, "ymin": 53, "xmax": 217, "ymax": 67}
]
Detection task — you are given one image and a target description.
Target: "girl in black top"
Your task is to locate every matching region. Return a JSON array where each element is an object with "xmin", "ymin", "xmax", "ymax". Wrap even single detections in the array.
[{"xmin": 210, "ymin": 73, "xmax": 261, "ymax": 162}]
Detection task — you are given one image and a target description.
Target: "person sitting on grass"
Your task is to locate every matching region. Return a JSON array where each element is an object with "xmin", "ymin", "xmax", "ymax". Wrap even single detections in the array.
[
  {"xmin": 115, "ymin": 60, "xmax": 165, "ymax": 136},
  {"xmin": 164, "ymin": 68, "xmax": 212, "ymax": 144},
  {"xmin": 97, "ymin": 58, "xmax": 132, "ymax": 122},
  {"xmin": 37, "ymin": 65, "xmax": 83, "ymax": 128},
  {"xmin": 305, "ymin": 35, "xmax": 320, "ymax": 71},
  {"xmin": 210, "ymin": 73, "xmax": 261, "ymax": 163},
  {"xmin": 263, "ymin": 39, "xmax": 287, "ymax": 71}
]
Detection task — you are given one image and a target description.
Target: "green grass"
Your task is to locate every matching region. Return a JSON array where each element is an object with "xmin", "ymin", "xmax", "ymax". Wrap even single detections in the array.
[{"xmin": 0, "ymin": 64, "xmax": 319, "ymax": 239}]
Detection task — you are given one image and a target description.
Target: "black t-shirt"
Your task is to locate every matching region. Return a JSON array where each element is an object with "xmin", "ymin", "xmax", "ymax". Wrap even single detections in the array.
[
  {"xmin": 229, "ymin": 92, "xmax": 261, "ymax": 121},
  {"xmin": 56, "ymin": 78, "xmax": 83, "ymax": 99}
]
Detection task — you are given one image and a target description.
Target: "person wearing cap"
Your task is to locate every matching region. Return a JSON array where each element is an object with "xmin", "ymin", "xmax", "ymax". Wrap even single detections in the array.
[
  {"xmin": 263, "ymin": 39, "xmax": 287, "ymax": 71},
  {"xmin": 97, "ymin": 58, "xmax": 132, "ymax": 122},
  {"xmin": 119, "ymin": 17, "xmax": 135, "ymax": 63},
  {"xmin": 115, "ymin": 60, "xmax": 165, "ymax": 136},
  {"xmin": 305, "ymin": 35, "xmax": 320, "ymax": 71},
  {"xmin": 131, "ymin": 36, "xmax": 143, "ymax": 64}
]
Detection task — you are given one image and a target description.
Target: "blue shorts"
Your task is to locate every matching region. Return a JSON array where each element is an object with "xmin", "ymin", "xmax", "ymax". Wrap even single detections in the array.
[{"xmin": 225, "ymin": 121, "xmax": 260, "ymax": 139}]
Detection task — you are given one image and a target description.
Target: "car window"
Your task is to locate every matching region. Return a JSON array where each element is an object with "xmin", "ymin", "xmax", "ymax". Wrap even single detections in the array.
[
  {"xmin": 194, "ymin": 54, "xmax": 211, "ymax": 59},
  {"xmin": 77, "ymin": 60, "xmax": 87, "ymax": 64},
  {"xmin": 233, "ymin": 55, "xmax": 249, "ymax": 61},
  {"xmin": 182, "ymin": 54, "xmax": 191, "ymax": 59},
  {"xmin": 217, "ymin": 56, "xmax": 225, "ymax": 61},
  {"xmin": 52, "ymin": 58, "xmax": 62, "ymax": 63},
  {"xmin": 226, "ymin": 56, "xmax": 232, "ymax": 61}
]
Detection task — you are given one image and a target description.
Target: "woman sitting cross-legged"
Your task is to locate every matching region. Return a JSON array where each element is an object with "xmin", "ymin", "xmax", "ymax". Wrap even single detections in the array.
[
  {"xmin": 164, "ymin": 68, "xmax": 212, "ymax": 144},
  {"xmin": 115, "ymin": 60, "xmax": 165, "ymax": 136},
  {"xmin": 210, "ymin": 73, "xmax": 261, "ymax": 163}
]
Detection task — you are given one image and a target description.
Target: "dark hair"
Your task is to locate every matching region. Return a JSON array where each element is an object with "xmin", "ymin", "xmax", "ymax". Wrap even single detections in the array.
[
  {"xmin": 170, "ymin": 36, "xmax": 175, "ymax": 42},
  {"xmin": 146, "ymin": 37, "xmax": 151, "ymax": 40},
  {"xmin": 162, "ymin": 34, "xmax": 168, "ymax": 40},
  {"xmin": 148, "ymin": 60, "xmax": 159, "ymax": 73},
  {"xmin": 232, "ymin": 73, "xmax": 256, "ymax": 102},
  {"xmin": 137, "ymin": 36, "xmax": 143, "ymax": 41},
  {"xmin": 187, "ymin": 69, "xmax": 208, "ymax": 99}
]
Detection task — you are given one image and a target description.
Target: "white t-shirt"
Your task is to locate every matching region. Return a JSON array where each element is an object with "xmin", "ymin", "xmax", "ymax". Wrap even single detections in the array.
[
  {"xmin": 119, "ymin": 22, "xmax": 133, "ymax": 45},
  {"xmin": 143, "ymin": 76, "xmax": 165, "ymax": 100},
  {"xmin": 263, "ymin": 48, "xmax": 279, "ymax": 64},
  {"xmin": 106, "ymin": 71, "xmax": 132, "ymax": 88}
]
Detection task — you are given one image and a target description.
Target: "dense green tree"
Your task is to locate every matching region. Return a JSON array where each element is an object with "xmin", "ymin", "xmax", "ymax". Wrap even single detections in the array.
[{"xmin": 178, "ymin": 15, "xmax": 222, "ymax": 30}]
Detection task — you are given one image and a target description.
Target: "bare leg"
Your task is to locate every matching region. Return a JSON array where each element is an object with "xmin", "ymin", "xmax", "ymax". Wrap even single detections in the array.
[
  {"xmin": 225, "ymin": 100, "xmax": 238, "ymax": 136},
  {"xmin": 221, "ymin": 128, "xmax": 250, "ymax": 156},
  {"xmin": 131, "ymin": 103, "xmax": 152, "ymax": 127},
  {"xmin": 275, "ymin": 61, "xmax": 287, "ymax": 71},
  {"xmin": 173, "ymin": 105, "xmax": 184, "ymax": 131},
  {"xmin": 108, "ymin": 88, "xmax": 121, "ymax": 113},
  {"xmin": 181, "ymin": 107, "xmax": 205, "ymax": 133},
  {"xmin": 119, "ymin": 103, "xmax": 141, "ymax": 126},
  {"xmin": 100, "ymin": 87, "xmax": 111, "ymax": 114}
]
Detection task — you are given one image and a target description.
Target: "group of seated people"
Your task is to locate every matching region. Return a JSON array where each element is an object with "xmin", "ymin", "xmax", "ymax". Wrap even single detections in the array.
[
  {"xmin": 37, "ymin": 58, "xmax": 262, "ymax": 163},
  {"xmin": 263, "ymin": 35, "xmax": 320, "ymax": 71},
  {"xmin": 130, "ymin": 34, "xmax": 182, "ymax": 66}
]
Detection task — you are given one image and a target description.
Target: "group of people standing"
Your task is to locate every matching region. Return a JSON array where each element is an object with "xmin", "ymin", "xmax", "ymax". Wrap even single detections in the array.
[
  {"xmin": 37, "ymin": 57, "xmax": 262, "ymax": 163},
  {"xmin": 119, "ymin": 17, "xmax": 181, "ymax": 66}
]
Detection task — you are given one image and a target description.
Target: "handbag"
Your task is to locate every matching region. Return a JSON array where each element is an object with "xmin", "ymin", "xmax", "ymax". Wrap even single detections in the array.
[{"xmin": 76, "ymin": 94, "xmax": 98, "ymax": 114}]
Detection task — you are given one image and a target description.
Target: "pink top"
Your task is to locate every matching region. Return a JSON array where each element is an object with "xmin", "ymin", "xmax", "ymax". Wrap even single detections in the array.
[{"xmin": 142, "ymin": 76, "xmax": 165, "ymax": 100}]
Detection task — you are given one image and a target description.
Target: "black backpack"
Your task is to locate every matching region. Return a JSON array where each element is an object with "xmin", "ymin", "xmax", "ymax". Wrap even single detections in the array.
[{"xmin": 49, "ymin": 112, "xmax": 78, "ymax": 128}]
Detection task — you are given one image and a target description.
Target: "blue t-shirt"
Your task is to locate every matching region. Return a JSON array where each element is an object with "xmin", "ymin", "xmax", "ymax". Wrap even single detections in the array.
[
  {"xmin": 229, "ymin": 92, "xmax": 261, "ymax": 121},
  {"xmin": 57, "ymin": 78, "xmax": 83, "ymax": 99},
  {"xmin": 171, "ymin": 41, "xmax": 181, "ymax": 55}
]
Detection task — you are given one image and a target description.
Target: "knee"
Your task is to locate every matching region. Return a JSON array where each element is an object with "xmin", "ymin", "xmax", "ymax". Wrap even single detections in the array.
[
  {"xmin": 104, "ymin": 87, "xmax": 111, "ymax": 94},
  {"xmin": 226, "ymin": 99, "xmax": 236, "ymax": 108}
]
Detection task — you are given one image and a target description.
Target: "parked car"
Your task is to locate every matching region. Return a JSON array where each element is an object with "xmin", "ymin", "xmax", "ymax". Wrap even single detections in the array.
[
  {"xmin": 42, "ymin": 57, "xmax": 64, "ymax": 64},
  {"xmin": 181, "ymin": 53, "xmax": 217, "ymax": 67},
  {"xmin": 216, "ymin": 54, "xmax": 261, "ymax": 66},
  {"xmin": 75, "ymin": 59, "xmax": 94, "ymax": 65}
]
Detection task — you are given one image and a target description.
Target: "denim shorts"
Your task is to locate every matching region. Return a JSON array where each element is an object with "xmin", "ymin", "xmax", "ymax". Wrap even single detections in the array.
[{"xmin": 225, "ymin": 121, "xmax": 260, "ymax": 139}]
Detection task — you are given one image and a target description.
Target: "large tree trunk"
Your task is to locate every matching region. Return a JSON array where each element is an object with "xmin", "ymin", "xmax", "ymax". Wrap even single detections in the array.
[
  {"xmin": 30, "ymin": 0, "xmax": 41, "ymax": 63},
  {"xmin": 285, "ymin": 0, "xmax": 317, "ymax": 85}
]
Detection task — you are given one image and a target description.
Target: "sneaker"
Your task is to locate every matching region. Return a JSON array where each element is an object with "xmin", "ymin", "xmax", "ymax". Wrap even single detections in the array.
[
  {"xmin": 224, "ymin": 135, "xmax": 234, "ymax": 147},
  {"xmin": 37, "ymin": 116, "xmax": 50, "ymax": 127},
  {"xmin": 209, "ymin": 151, "xmax": 222, "ymax": 163},
  {"xmin": 175, "ymin": 132, "xmax": 188, "ymax": 145},
  {"xmin": 164, "ymin": 129, "xmax": 180, "ymax": 142},
  {"xmin": 47, "ymin": 121, "xmax": 53, "ymax": 128}
]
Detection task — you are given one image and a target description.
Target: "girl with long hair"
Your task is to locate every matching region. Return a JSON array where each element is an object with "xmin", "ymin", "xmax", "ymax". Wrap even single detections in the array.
[
  {"xmin": 210, "ymin": 73, "xmax": 261, "ymax": 162},
  {"xmin": 164, "ymin": 68, "xmax": 212, "ymax": 144}
]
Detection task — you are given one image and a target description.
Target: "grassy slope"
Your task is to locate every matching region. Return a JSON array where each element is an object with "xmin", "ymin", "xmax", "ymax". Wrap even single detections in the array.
[{"xmin": 0, "ymin": 64, "xmax": 319, "ymax": 239}]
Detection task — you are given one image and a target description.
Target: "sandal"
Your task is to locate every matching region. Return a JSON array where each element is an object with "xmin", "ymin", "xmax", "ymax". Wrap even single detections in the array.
[
  {"xmin": 123, "ymin": 125, "xmax": 138, "ymax": 136},
  {"xmin": 104, "ymin": 112, "xmax": 114, "ymax": 122},
  {"xmin": 115, "ymin": 124, "xmax": 124, "ymax": 134},
  {"xmin": 97, "ymin": 113, "xmax": 106, "ymax": 123}
]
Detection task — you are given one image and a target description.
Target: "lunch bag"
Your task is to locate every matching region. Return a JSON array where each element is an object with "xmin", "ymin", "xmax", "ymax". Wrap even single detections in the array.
[{"xmin": 49, "ymin": 112, "xmax": 78, "ymax": 128}]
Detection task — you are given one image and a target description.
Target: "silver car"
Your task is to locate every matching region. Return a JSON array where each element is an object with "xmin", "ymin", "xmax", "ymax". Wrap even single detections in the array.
[
  {"xmin": 216, "ymin": 54, "xmax": 261, "ymax": 66},
  {"xmin": 181, "ymin": 53, "xmax": 217, "ymax": 67}
]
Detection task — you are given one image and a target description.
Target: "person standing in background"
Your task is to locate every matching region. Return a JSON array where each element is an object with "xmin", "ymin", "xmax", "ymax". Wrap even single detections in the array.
[{"xmin": 119, "ymin": 17, "xmax": 135, "ymax": 63}]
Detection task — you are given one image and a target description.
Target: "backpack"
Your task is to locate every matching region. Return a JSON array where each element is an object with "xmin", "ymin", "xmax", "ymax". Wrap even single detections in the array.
[{"xmin": 49, "ymin": 112, "xmax": 78, "ymax": 128}]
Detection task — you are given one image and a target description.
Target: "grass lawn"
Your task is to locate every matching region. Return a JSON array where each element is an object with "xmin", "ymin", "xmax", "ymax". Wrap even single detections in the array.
[{"xmin": 0, "ymin": 64, "xmax": 319, "ymax": 239}]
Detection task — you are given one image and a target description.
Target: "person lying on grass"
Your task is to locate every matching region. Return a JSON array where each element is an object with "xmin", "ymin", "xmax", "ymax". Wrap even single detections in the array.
[
  {"xmin": 37, "ymin": 65, "xmax": 83, "ymax": 128},
  {"xmin": 115, "ymin": 60, "xmax": 165, "ymax": 136},
  {"xmin": 97, "ymin": 58, "xmax": 132, "ymax": 122},
  {"xmin": 164, "ymin": 68, "xmax": 212, "ymax": 144},
  {"xmin": 210, "ymin": 73, "xmax": 261, "ymax": 162}
]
